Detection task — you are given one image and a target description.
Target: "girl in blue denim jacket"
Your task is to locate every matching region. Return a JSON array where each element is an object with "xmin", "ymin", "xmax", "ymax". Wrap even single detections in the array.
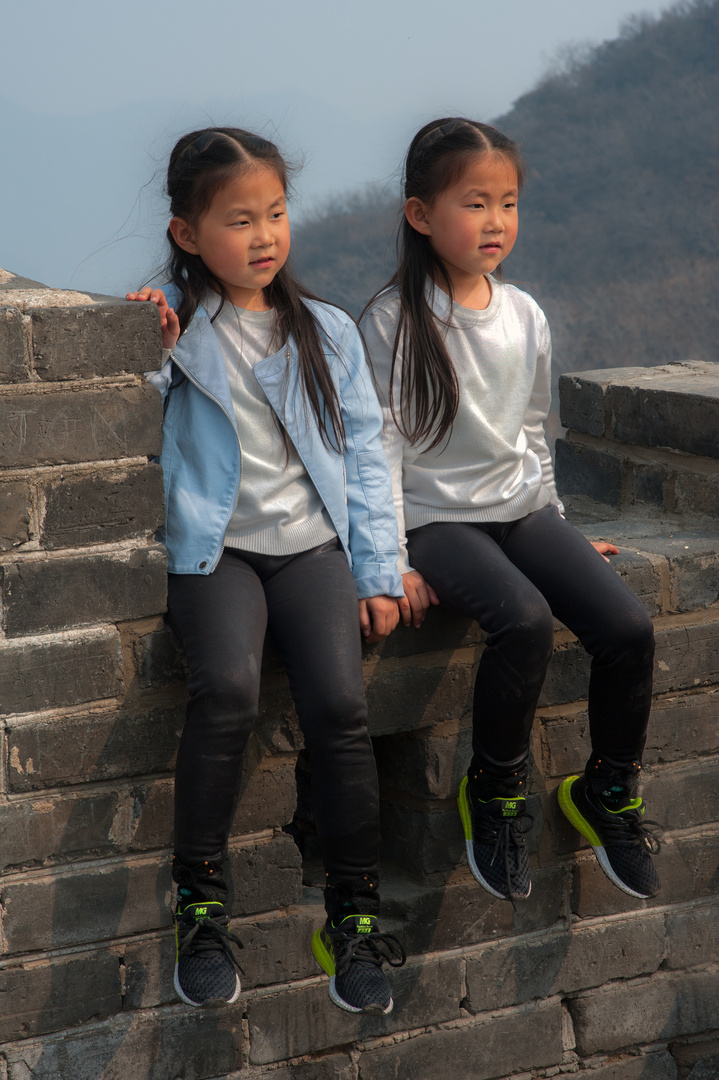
[{"xmin": 127, "ymin": 127, "xmax": 405, "ymax": 1015}]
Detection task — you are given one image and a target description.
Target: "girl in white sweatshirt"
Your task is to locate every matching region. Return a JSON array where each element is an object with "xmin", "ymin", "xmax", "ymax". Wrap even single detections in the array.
[{"xmin": 361, "ymin": 117, "xmax": 660, "ymax": 904}]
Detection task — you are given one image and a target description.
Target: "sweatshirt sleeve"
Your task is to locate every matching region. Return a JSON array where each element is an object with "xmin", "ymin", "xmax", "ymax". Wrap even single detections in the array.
[
  {"xmin": 145, "ymin": 348, "xmax": 174, "ymax": 400},
  {"xmin": 524, "ymin": 313, "xmax": 564, "ymax": 513},
  {"xmin": 360, "ymin": 300, "xmax": 416, "ymax": 575}
]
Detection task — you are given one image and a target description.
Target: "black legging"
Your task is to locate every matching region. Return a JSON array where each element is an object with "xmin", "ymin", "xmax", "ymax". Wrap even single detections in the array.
[
  {"xmin": 407, "ymin": 505, "xmax": 655, "ymax": 772},
  {"xmin": 166, "ymin": 539, "xmax": 379, "ymax": 884}
]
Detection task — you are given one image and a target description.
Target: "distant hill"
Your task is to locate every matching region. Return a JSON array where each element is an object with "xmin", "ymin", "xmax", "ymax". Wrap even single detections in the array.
[{"xmin": 292, "ymin": 0, "xmax": 719, "ymax": 387}]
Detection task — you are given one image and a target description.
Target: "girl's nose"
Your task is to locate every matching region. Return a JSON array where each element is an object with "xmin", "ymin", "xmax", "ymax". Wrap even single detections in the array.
[{"xmin": 254, "ymin": 222, "xmax": 273, "ymax": 246}]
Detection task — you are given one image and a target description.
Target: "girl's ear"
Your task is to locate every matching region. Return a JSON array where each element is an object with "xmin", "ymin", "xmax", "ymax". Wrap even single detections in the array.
[
  {"xmin": 169, "ymin": 216, "xmax": 199, "ymax": 255},
  {"xmin": 404, "ymin": 197, "xmax": 432, "ymax": 236}
]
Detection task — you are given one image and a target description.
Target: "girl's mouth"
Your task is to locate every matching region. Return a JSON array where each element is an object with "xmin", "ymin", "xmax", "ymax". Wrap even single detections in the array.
[{"xmin": 250, "ymin": 257, "xmax": 274, "ymax": 268}]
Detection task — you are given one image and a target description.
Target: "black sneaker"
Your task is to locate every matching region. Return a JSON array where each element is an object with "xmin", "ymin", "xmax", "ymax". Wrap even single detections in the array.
[
  {"xmin": 457, "ymin": 775, "xmax": 532, "ymax": 900},
  {"xmin": 558, "ymin": 767, "xmax": 661, "ymax": 898},
  {"xmin": 174, "ymin": 898, "xmax": 244, "ymax": 1007},
  {"xmin": 311, "ymin": 913, "xmax": 406, "ymax": 1014}
]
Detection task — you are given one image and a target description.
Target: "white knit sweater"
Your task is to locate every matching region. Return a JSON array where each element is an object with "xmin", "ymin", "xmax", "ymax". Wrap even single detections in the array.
[{"xmin": 360, "ymin": 278, "xmax": 562, "ymax": 573}]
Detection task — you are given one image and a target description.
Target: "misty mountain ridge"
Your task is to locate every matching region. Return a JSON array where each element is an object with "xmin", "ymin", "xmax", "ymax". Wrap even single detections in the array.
[{"xmin": 292, "ymin": 0, "xmax": 719, "ymax": 386}]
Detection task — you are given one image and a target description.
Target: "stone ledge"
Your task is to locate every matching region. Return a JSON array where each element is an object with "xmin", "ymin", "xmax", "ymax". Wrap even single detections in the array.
[{"xmin": 559, "ymin": 361, "xmax": 719, "ymax": 458}]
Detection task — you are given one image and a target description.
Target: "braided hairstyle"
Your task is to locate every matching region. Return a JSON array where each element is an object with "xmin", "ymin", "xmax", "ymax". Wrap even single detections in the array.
[
  {"xmin": 366, "ymin": 118, "xmax": 525, "ymax": 449},
  {"xmin": 165, "ymin": 127, "xmax": 345, "ymax": 451}
]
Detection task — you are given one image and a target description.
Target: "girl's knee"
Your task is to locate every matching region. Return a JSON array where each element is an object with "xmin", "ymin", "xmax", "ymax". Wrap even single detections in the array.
[
  {"xmin": 189, "ymin": 667, "xmax": 259, "ymax": 724},
  {"xmin": 497, "ymin": 596, "xmax": 555, "ymax": 659}
]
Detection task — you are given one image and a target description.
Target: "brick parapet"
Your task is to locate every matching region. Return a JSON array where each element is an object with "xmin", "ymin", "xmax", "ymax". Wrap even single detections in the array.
[{"xmin": 0, "ymin": 270, "xmax": 717, "ymax": 1078}]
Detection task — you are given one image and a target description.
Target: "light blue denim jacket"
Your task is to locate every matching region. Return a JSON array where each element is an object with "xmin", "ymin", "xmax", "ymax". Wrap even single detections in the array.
[{"xmin": 147, "ymin": 288, "xmax": 403, "ymax": 599}]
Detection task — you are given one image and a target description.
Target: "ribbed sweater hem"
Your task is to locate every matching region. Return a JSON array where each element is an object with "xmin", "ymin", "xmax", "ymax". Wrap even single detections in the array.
[
  {"xmin": 224, "ymin": 514, "xmax": 337, "ymax": 556},
  {"xmin": 405, "ymin": 484, "xmax": 552, "ymax": 530}
]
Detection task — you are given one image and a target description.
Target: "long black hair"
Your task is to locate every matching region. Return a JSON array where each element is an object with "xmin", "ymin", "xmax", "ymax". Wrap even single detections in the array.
[
  {"xmin": 165, "ymin": 127, "xmax": 345, "ymax": 451},
  {"xmin": 365, "ymin": 118, "xmax": 526, "ymax": 450}
]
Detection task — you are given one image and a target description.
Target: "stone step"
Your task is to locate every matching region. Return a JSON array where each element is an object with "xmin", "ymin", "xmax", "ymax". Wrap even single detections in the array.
[
  {"xmin": 559, "ymin": 361, "xmax": 719, "ymax": 458},
  {"xmin": 3, "ymin": 853, "xmax": 717, "ymax": 1047},
  {"xmin": 556, "ymin": 432, "xmax": 719, "ymax": 520}
]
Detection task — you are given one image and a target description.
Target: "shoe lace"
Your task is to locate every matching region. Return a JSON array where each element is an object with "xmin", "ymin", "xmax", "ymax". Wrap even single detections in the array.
[
  {"xmin": 178, "ymin": 912, "xmax": 245, "ymax": 975},
  {"xmin": 334, "ymin": 930, "xmax": 406, "ymax": 978},
  {"xmin": 474, "ymin": 806, "xmax": 534, "ymax": 905},
  {"xmin": 594, "ymin": 800, "xmax": 663, "ymax": 854}
]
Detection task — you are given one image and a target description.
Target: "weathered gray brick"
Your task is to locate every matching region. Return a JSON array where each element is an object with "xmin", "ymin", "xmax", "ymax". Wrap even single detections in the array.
[
  {"xmin": 41, "ymin": 463, "xmax": 164, "ymax": 548},
  {"xmin": 626, "ymin": 533, "xmax": 719, "ymax": 614},
  {"xmin": 644, "ymin": 758, "xmax": 719, "ymax": 831},
  {"xmin": 229, "ymin": 831, "xmax": 302, "ymax": 917},
  {"xmin": 1, "ymin": 1007, "xmax": 242, "ymax": 1080},
  {"xmin": 0, "ymin": 482, "xmax": 30, "ymax": 551},
  {"xmin": 0, "ymin": 950, "xmax": 121, "ymax": 1040},
  {"xmin": 557, "ymin": 1054, "xmax": 677, "ymax": 1080},
  {"xmin": 560, "ymin": 370, "xmax": 612, "ymax": 436},
  {"xmin": 464, "ymin": 913, "xmax": 665, "ymax": 1010},
  {"xmin": 569, "ymin": 967, "xmax": 719, "ymax": 1055},
  {"xmin": 5, "ymin": 704, "xmax": 185, "ymax": 792},
  {"xmin": 221, "ymin": 1057, "xmax": 356, "ymax": 1080},
  {"xmin": 356, "ymin": 999, "xmax": 566, "ymax": 1080},
  {"xmin": 0, "ymin": 307, "xmax": 27, "ymax": 381},
  {"xmin": 555, "ymin": 438, "xmax": 623, "ymax": 507},
  {"xmin": 540, "ymin": 612, "xmax": 719, "ymax": 707},
  {"xmin": 0, "ymin": 382, "xmax": 161, "ymax": 468},
  {"xmin": 675, "ymin": 471, "xmax": 719, "ymax": 519},
  {"xmin": 1, "ymin": 855, "xmax": 172, "ymax": 954},
  {"xmin": 1, "ymin": 544, "xmax": 166, "ymax": 636},
  {"xmin": 607, "ymin": 377, "xmax": 719, "ymax": 458},
  {"xmin": 232, "ymin": 755, "xmax": 298, "ymax": 835},
  {"xmin": 379, "ymin": 797, "xmax": 465, "ymax": 880},
  {"xmin": 540, "ymin": 688, "xmax": 719, "ymax": 776},
  {"xmin": 632, "ymin": 463, "xmax": 669, "ymax": 509},
  {"xmin": 388, "ymin": 865, "xmax": 565, "ymax": 954},
  {"xmin": 374, "ymin": 720, "xmax": 472, "ymax": 801},
  {"xmin": 560, "ymin": 362, "xmax": 719, "ymax": 457},
  {"xmin": 571, "ymin": 828, "xmax": 719, "ymax": 918},
  {"xmin": 366, "ymin": 605, "xmax": 480, "ymax": 659},
  {"xmin": 247, "ymin": 954, "xmax": 462, "ymax": 1064},
  {"xmin": 365, "ymin": 652, "xmax": 474, "ymax": 737},
  {"xmin": 29, "ymin": 300, "xmax": 161, "ymax": 381},
  {"xmin": 0, "ymin": 788, "xmax": 123, "ymax": 872},
  {"xmin": 132, "ymin": 624, "xmax": 186, "ymax": 688},
  {"xmin": 0, "ymin": 627, "xmax": 124, "ymax": 715},
  {"xmin": 665, "ymin": 898, "xmax": 719, "ymax": 971}
]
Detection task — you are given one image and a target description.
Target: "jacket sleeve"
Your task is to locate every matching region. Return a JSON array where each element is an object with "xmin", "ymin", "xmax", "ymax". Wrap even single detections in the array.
[
  {"xmin": 334, "ymin": 318, "xmax": 404, "ymax": 599},
  {"xmin": 524, "ymin": 313, "xmax": 564, "ymax": 513},
  {"xmin": 360, "ymin": 303, "xmax": 419, "ymax": 575}
]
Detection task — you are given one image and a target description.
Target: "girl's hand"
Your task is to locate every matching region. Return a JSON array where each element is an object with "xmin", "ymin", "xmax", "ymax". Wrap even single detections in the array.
[
  {"xmin": 399, "ymin": 570, "xmax": 440, "ymax": 629},
  {"xmin": 359, "ymin": 595, "xmax": 401, "ymax": 643},
  {"xmin": 126, "ymin": 286, "xmax": 181, "ymax": 349},
  {"xmin": 592, "ymin": 541, "xmax": 619, "ymax": 563}
]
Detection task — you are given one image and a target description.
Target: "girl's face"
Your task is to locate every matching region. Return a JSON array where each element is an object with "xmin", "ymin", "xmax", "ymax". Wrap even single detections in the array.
[
  {"xmin": 170, "ymin": 165, "xmax": 290, "ymax": 310},
  {"xmin": 406, "ymin": 153, "xmax": 519, "ymax": 300}
]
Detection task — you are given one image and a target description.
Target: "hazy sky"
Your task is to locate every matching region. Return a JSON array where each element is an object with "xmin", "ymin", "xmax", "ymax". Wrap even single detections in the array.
[{"xmin": 1, "ymin": 0, "xmax": 673, "ymax": 295}]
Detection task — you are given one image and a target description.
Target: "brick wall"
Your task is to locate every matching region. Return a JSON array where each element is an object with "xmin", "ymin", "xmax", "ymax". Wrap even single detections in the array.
[{"xmin": 0, "ymin": 270, "xmax": 717, "ymax": 1080}]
